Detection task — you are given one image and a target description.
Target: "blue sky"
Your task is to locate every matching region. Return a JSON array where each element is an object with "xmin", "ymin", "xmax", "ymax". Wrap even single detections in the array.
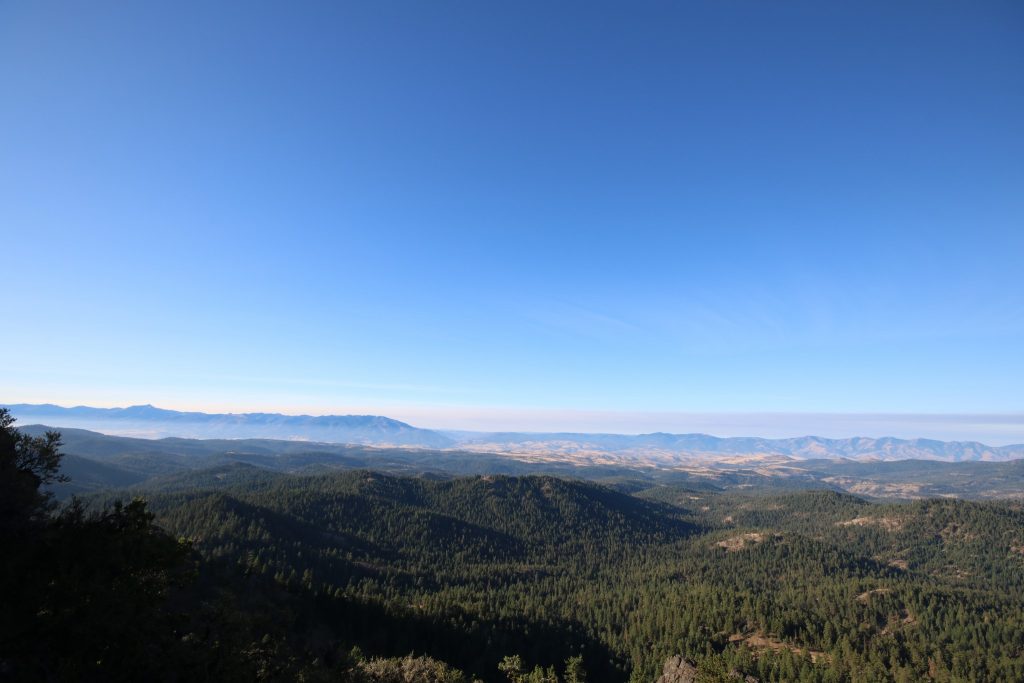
[{"xmin": 1, "ymin": 1, "xmax": 1022, "ymax": 439}]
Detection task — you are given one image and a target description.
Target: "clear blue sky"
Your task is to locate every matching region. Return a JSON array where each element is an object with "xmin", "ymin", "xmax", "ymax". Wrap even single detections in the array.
[{"xmin": 1, "ymin": 1, "xmax": 1022, "ymax": 438}]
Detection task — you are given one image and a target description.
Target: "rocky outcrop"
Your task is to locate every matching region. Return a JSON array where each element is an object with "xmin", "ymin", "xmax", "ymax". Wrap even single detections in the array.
[
  {"xmin": 656, "ymin": 656, "xmax": 697, "ymax": 683},
  {"xmin": 655, "ymin": 655, "xmax": 758, "ymax": 683}
]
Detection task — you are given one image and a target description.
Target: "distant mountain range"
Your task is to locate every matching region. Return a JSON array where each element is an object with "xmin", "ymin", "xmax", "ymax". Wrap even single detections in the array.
[
  {"xmin": 4, "ymin": 403, "xmax": 454, "ymax": 447},
  {"xmin": 5, "ymin": 403, "xmax": 1024, "ymax": 463}
]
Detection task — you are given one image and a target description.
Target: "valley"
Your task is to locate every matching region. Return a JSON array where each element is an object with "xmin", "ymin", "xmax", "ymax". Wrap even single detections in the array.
[{"xmin": 22, "ymin": 423, "xmax": 1024, "ymax": 502}]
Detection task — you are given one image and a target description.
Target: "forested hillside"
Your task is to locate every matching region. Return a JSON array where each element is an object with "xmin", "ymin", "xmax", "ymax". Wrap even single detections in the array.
[
  {"xmin": 102, "ymin": 471, "xmax": 1024, "ymax": 682},
  {"xmin": 5, "ymin": 413, "xmax": 1024, "ymax": 682}
]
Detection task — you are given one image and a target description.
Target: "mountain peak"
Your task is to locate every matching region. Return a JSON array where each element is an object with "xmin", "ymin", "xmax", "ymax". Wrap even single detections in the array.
[{"xmin": 3, "ymin": 403, "xmax": 452, "ymax": 448}]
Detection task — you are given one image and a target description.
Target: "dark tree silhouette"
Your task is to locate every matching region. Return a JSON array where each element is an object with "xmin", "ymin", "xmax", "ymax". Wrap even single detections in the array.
[{"xmin": 0, "ymin": 408, "xmax": 65, "ymax": 531}]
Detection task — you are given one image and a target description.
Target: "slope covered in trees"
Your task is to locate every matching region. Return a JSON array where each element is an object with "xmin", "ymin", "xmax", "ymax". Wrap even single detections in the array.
[
  {"xmin": 114, "ymin": 472, "xmax": 1024, "ymax": 682},
  {"xmin": 5, "ymin": 412, "xmax": 1024, "ymax": 682}
]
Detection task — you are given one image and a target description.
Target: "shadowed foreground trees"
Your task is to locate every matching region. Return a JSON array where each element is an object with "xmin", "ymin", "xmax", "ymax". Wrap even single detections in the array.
[
  {"xmin": 0, "ymin": 408, "xmax": 201, "ymax": 680},
  {"xmin": 0, "ymin": 409, "xmax": 64, "ymax": 530}
]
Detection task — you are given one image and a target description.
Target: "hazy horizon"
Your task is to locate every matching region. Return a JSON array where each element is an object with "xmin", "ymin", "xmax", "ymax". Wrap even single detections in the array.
[{"xmin": 7, "ymin": 400, "xmax": 1024, "ymax": 445}]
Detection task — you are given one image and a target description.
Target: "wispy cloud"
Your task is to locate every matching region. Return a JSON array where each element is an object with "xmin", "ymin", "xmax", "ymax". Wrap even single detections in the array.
[
  {"xmin": 519, "ymin": 300, "xmax": 644, "ymax": 340},
  {"xmin": 195, "ymin": 373, "xmax": 469, "ymax": 395}
]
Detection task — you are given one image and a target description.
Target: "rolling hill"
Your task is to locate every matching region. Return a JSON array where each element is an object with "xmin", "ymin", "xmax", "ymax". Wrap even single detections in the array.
[{"xmin": 17, "ymin": 424, "xmax": 1024, "ymax": 501}]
